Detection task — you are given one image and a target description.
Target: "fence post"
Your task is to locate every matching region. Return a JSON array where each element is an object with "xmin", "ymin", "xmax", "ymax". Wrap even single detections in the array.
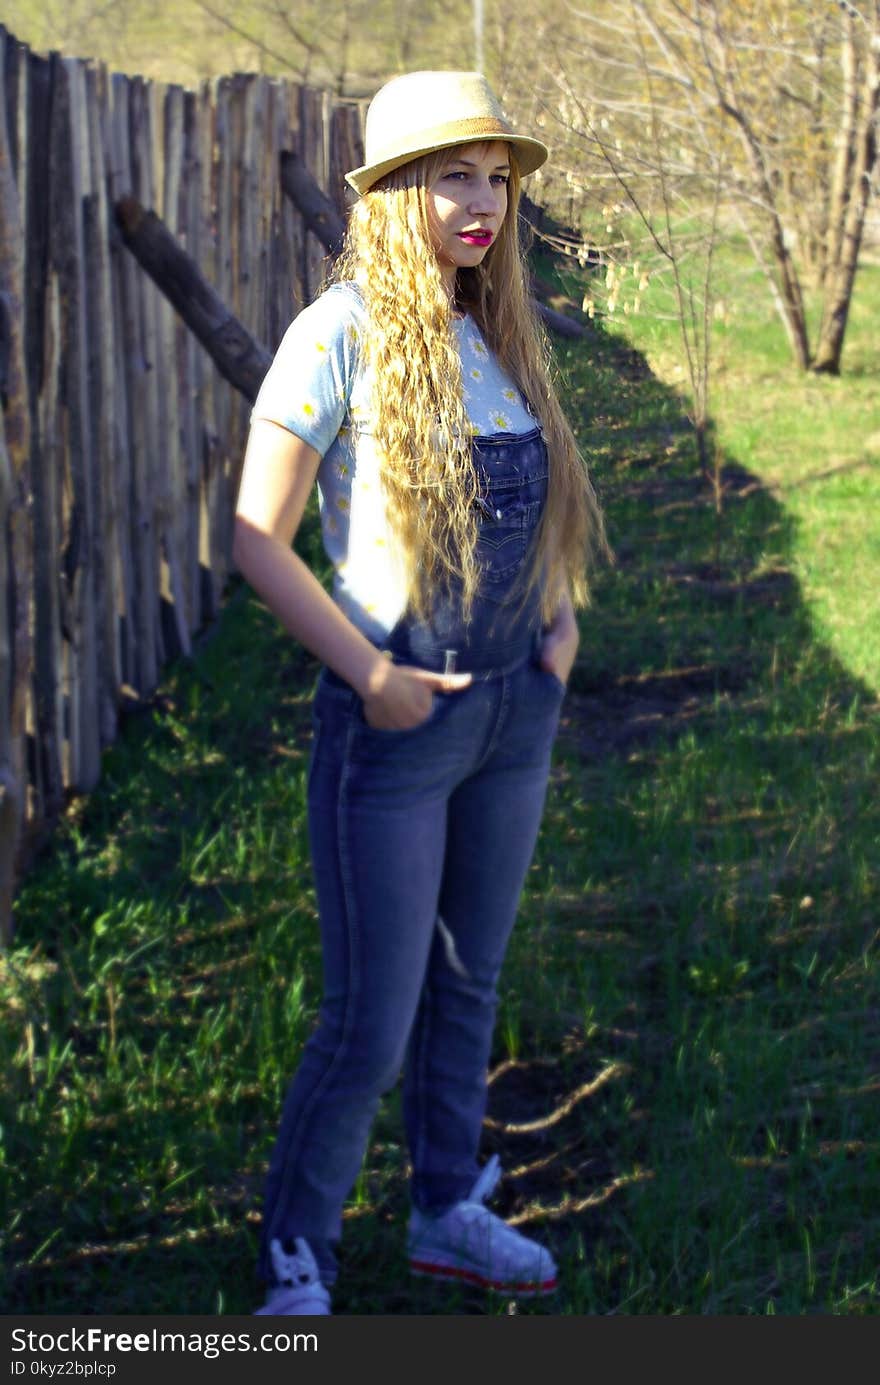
[{"xmin": 0, "ymin": 29, "xmax": 33, "ymax": 945}]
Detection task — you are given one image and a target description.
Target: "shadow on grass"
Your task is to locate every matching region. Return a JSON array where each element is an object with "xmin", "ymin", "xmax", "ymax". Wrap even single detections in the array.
[{"xmin": 2, "ymin": 322, "xmax": 878, "ymax": 1315}]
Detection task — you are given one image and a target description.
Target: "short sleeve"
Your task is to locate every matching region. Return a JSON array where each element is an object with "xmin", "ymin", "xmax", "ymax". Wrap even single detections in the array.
[{"xmin": 251, "ymin": 284, "xmax": 363, "ymax": 457}]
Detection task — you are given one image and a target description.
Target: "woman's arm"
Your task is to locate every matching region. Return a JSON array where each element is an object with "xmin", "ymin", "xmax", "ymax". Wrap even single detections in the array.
[
  {"xmin": 233, "ymin": 419, "xmax": 470, "ymax": 724},
  {"xmin": 233, "ymin": 419, "xmax": 392, "ymax": 700},
  {"xmin": 538, "ymin": 577, "xmax": 579, "ymax": 686}
]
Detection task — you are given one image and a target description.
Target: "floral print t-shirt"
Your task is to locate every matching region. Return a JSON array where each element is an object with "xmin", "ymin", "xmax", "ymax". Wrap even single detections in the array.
[{"xmin": 250, "ymin": 282, "xmax": 540, "ymax": 642}]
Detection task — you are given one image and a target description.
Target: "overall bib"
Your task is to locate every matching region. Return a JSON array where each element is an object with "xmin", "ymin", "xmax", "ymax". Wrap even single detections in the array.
[{"xmin": 259, "ymin": 427, "xmax": 566, "ymax": 1286}]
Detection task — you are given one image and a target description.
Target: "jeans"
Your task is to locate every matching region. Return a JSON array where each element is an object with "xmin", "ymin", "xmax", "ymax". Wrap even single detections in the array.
[{"xmin": 258, "ymin": 428, "xmax": 566, "ymax": 1286}]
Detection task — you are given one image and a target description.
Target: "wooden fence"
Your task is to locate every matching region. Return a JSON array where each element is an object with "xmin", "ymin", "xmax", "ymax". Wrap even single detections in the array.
[{"xmin": 0, "ymin": 26, "xmax": 365, "ymax": 942}]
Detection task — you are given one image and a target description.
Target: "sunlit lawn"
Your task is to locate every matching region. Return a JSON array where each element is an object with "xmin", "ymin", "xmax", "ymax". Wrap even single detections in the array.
[{"xmin": 559, "ymin": 243, "xmax": 880, "ymax": 691}]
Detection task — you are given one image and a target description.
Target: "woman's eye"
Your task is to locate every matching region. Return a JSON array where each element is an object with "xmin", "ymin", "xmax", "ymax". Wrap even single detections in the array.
[{"xmin": 441, "ymin": 170, "xmax": 508, "ymax": 186}]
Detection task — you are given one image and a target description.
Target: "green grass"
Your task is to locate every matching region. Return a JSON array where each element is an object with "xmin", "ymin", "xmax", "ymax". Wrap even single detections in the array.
[
  {"xmin": 2, "ymin": 272, "xmax": 879, "ymax": 1315},
  {"xmin": 545, "ymin": 239, "xmax": 880, "ymax": 689}
]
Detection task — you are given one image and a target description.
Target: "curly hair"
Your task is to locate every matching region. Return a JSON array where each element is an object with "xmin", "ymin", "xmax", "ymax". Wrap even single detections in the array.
[{"xmin": 330, "ymin": 142, "xmax": 608, "ymax": 625}]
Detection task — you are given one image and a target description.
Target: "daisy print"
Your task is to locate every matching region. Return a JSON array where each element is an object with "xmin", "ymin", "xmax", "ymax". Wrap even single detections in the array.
[
  {"xmin": 491, "ymin": 410, "xmax": 513, "ymax": 431},
  {"xmin": 502, "ymin": 387, "xmax": 520, "ymax": 405},
  {"xmin": 469, "ymin": 367, "xmax": 483, "ymax": 382},
  {"xmin": 469, "ymin": 335, "xmax": 488, "ymax": 360}
]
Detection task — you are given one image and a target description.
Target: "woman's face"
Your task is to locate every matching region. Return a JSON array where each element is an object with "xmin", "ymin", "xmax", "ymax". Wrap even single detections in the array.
[{"xmin": 426, "ymin": 140, "xmax": 511, "ymax": 290}]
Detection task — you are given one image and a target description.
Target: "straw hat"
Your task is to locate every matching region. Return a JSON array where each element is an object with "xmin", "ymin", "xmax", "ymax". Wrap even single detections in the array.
[{"xmin": 345, "ymin": 71, "xmax": 549, "ymax": 195}]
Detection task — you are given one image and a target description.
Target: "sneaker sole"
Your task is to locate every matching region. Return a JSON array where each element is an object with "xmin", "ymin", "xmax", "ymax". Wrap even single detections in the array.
[
  {"xmin": 409, "ymin": 1257, "xmax": 557, "ymax": 1297},
  {"xmin": 253, "ymin": 1300, "xmax": 331, "ymax": 1315}
]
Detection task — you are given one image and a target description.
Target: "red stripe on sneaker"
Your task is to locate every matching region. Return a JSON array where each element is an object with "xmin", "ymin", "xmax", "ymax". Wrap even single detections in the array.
[{"xmin": 409, "ymin": 1259, "xmax": 557, "ymax": 1295}]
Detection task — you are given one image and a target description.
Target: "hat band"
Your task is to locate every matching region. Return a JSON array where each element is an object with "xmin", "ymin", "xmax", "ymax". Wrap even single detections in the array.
[{"xmin": 367, "ymin": 114, "xmax": 514, "ymax": 167}]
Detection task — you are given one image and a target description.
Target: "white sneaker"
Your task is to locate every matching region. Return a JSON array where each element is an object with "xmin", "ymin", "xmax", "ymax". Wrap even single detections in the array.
[
  {"xmin": 407, "ymin": 1155, "xmax": 557, "ymax": 1296},
  {"xmin": 253, "ymin": 1237, "xmax": 332, "ymax": 1315}
]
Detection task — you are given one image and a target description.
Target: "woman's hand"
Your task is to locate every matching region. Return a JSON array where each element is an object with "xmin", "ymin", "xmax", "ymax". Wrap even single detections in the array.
[
  {"xmin": 362, "ymin": 662, "xmax": 473, "ymax": 730},
  {"xmin": 538, "ymin": 590, "xmax": 579, "ymax": 688}
]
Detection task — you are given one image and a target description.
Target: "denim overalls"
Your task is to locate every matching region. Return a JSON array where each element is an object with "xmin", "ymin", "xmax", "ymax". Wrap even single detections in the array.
[{"xmin": 258, "ymin": 427, "xmax": 566, "ymax": 1286}]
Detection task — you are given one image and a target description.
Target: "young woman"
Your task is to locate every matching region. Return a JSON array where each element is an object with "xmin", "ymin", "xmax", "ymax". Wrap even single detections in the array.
[{"xmin": 233, "ymin": 70, "xmax": 607, "ymax": 1315}]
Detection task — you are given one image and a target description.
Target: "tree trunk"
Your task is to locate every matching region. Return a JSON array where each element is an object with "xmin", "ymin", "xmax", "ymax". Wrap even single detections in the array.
[
  {"xmin": 701, "ymin": 4, "xmax": 814, "ymax": 370},
  {"xmin": 813, "ymin": 16, "xmax": 880, "ymax": 375}
]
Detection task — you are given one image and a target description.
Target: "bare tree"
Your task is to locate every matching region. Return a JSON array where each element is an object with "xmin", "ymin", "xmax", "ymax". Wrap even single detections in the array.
[
  {"xmin": 688, "ymin": 0, "xmax": 880, "ymax": 374},
  {"xmin": 543, "ymin": 1, "xmax": 729, "ymax": 496},
  {"xmin": 4, "ymin": 0, "xmax": 133, "ymax": 55},
  {"xmin": 547, "ymin": 0, "xmax": 879, "ymax": 376},
  {"xmin": 6, "ymin": 0, "xmax": 473, "ymax": 93},
  {"xmin": 811, "ymin": 0, "xmax": 880, "ymax": 370}
]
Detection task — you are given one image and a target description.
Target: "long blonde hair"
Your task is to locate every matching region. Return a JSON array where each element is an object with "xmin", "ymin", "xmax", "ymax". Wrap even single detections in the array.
[{"xmin": 331, "ymin": 143, "xmax": 608, "ymax": 624}]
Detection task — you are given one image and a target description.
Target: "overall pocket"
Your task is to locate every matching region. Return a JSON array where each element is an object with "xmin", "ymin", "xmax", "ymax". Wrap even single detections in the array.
[
  {"xmin": 474, "ymin": 495, "xmax": 545, "ymax": 604},
  {"xmin": 471, "ymin": 430, "xmax": 549, "ymax": 605}
]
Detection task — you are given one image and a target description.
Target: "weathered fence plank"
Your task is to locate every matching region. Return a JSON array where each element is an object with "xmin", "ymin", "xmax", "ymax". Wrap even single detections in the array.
[
  {"xmin": 196, "ymin": 78, "xmax": 220, "ymax": 624},
  {"xmin": 59, "ymin": 57, "xmax": 102, "ymax": 792},
  {"xmin": 34, "ymin": 267, "xmax": 64, "ymax": 819},
  {"xmin": 180, "ymin": 88, "xmax": 201, "ymax": 638},
  {"xmin": 129, "ymin": 74, "xmax": 162, "ymax": 693},
  {"xmin": 160, "ymin": 80, "xmax": 190, "ymax": 660},
  {"xmin": 0, "ymin": 29, "xmax": 33, "ymax": 945},
  {"xmin": 212, "ymin": 77, "xmax": 234, "ymax": 612},
  {"xmin": 24, "ymin": 49, "xmax": 64, "ymax": 828},
  {"xmin": 108, "ymin": 72, "xmax": 139, "ymax": 698},
  {"xmin": 144, "ymin": 80, "xmax": 170, "ymax": 674},
  {"xmin": 85, "ymin": 62, "xmax": 122, "ymax": 750},
  {"xmin": 0, "ymin": 416, "xmax": 22, "ymax": 950},
  {"xmin": 299, "ymin": 85, "xmax": 329, "ymax": 302}
]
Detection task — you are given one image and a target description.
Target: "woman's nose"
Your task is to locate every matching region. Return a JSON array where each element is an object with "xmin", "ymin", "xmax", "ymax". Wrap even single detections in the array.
[{"xmin": 469, "ymin": 181, "xmax": 501, "ymax": 214}]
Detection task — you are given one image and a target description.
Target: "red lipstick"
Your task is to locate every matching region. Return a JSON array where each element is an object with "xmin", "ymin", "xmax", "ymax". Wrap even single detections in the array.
[{"xmin": 458, "ymin": 230, "xmax": 493, "ymax": 246}]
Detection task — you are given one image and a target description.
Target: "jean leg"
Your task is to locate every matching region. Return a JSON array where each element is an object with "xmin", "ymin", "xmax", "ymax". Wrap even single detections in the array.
[
  {"xmin": 403, "ymin": 659, "xmax": 565, "ymax": 1211},
  {"xmin": 258, "ymin": 701, "xmax": 451, "ymax": 1285}
]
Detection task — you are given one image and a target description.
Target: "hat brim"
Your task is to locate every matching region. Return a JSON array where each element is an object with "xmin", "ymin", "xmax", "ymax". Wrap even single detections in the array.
[{"xmin": 345, "ymin": 126, "xmax": 548, "ymax": 195}]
